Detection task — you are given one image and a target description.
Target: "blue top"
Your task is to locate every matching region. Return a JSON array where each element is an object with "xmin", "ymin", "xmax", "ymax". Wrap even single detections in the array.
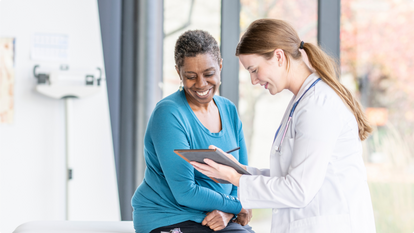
[{"xmin": 131, "ymin": 90, "xmax": 248, "ymax": 233}]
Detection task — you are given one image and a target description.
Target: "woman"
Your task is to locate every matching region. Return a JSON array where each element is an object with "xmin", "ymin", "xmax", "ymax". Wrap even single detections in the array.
[
  {"xmin": 131, "ymin": 30, "xmax": 254, "ymax": 233},
  {"xmin": 192, "ymin": 19, "xmax": 376, "ymax": 233}
]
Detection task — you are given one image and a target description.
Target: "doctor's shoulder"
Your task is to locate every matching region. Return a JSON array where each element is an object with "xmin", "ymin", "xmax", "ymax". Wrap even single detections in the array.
[
  {"xmin": 315, "ymin": 81, "xmax": 359, "ymax": 120},
  {"xmin": 310, "ymin": 81, "xmax": 349, "ymax": 108},
  {"xmin": 295, "ymin": 81, "xmax": 352, "ymax": 122}
]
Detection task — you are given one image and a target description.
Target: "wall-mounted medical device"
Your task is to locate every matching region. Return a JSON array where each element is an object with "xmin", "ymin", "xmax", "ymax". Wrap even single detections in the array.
[
  {"xmin": 33, "ymin": 64, "xmax": 103, "ymax": 220},
  {"xmin": 33, "ymin": 65, "xmax": 102, "ymax": 99}
]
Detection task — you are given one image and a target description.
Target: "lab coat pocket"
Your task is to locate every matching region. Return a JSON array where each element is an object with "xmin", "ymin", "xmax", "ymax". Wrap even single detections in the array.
[
  {"xmin": 289, "ymin": 214, "xmax": 351, "ymax": 233},
  {"xmin": 279, "ymin": 138, "xmax": 295, "ymax": 175}
]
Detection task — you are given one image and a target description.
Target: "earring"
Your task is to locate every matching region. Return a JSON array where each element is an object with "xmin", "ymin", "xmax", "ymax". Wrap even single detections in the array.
[
  {"xmin": 179, "ymin": 81, "xmax": 183, "ymax": 91},
  {"xmin": 219, "ymin": 81, "xmax": 222, "ymax": 85}
]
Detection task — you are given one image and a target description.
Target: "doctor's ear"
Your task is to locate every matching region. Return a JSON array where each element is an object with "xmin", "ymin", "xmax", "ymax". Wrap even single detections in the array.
[{"xmin": 273, "ymin": 49, "xmax": 285, "ymax": 66}]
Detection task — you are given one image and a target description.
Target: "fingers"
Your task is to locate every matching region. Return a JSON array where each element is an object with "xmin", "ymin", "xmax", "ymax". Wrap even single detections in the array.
[
  {"xmin": 202, "ymin": 211, "xmax": 215, "ymax": 225},
  {"xmin": 203, "ymin": 210, "xmax": 232, "ymax": 231},
  {"xmin": 208, "ymin": 145, "xmax": 231, "ymax": 160},
  {"xmin": 191, "ymin": 161, "xmax": 211, "ymax": 172},
  {"xmin": 210, "ymin": 145, "xmax": 225, "ymax": 154},
  {"xmin": 203, "ymin": 159, "xmax": 220, "ymax": 169},
  {"xmin": 234, "ymin": 208, "xmax": 251, "ymax": 226},
  {"xmin": 208, "ymin": 145, "xmax": 217, "ymax": 150},
  {"xmin": 234, "ymin": 215, "xmax": 245, "ymax": 226},
  {"xmin": 208, "ymin": 219, "xmax": 224, "ymax": 231},
  {"xmin": 191, "ymin": 160, "xmax": 220, "ymax": 175},
  {"xmin": 212, "ymin": 225, "xmax": 226, "ymax": 231},
  {"xmin": 204, "ymin": 211, "xmax": 222, "ymax": 230},
  {"xmin": 191, "ymin": 161, "xmax": 215, "ymax": 177},
  {"xmin": 209, "ymin": 145, "xmax": 245, "ymax": 170},
  {"xmin": 190, "ymin": 160, "xmax": 217, "ymax": 170},
  {"xmin": 235, "ymin": 215, "xmax": 249, "ymax": 226},
  {"xmin": 202, "ymin": 217, "xmax": 208, "ymax": 226}
]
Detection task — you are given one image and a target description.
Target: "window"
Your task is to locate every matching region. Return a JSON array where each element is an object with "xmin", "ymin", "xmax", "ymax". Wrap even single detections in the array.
[
  {"xmin": 341, "ymin": 0, "xmax": 414, "ymax": 231},
  {"xmin": 163, "ymin": 0, "xmax": 221, "ymax": 97}
]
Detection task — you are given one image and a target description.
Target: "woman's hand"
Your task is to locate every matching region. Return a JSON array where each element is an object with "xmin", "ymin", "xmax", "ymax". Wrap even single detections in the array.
[
  {"xmin": 202, "ymin": 210, "xmax": 233, "ymax": 231},
  {"xmin": 234, "ymin": 208, "xmax": 252, "ymax": 226}
]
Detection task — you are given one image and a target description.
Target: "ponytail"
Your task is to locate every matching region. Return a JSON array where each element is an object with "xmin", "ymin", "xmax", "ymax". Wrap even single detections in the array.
[
  {"xmin": 303, "ymin": 43, "xmax": 372, "ymax": 140},
  {"xmin": 236, "ymin": 19, "xmax": 372, "ymax": 141}
]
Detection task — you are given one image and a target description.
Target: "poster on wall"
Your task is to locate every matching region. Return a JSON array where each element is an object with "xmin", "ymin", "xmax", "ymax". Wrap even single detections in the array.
[
  {"xmin": 0, "ymin": 37, "xmax": 15, "ymax": 124},
  {"xmin": 31, "ymin": 33, "xmax": 69, "ymax": 61}
]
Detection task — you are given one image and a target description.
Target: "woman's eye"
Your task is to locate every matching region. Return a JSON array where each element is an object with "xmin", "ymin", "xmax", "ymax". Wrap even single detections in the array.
[
  {"xmin": 204, "ymin": 73, "xmax": 214, "ymax": 77},
  {"xmin": 252, "ymin": 69, "xmax": 257, "ymax": 73},
  {"xmin": 186, "ymin": 76, "xmax": 196, "ymax": 80}
]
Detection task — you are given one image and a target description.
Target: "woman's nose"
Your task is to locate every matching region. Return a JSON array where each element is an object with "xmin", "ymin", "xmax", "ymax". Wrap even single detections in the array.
[{"xmin": 196, "ymin": 77, "xmax": 207, "ymax": 87}]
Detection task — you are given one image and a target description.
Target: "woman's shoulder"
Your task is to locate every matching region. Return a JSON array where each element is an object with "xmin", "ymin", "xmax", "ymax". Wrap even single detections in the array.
[
  {"xmin": 155, "ymin": 91, "xmax": 185, "ymax": 109},
  {"xmin": 214, "ymin": 95, "xmax": 237, "ymax": 112},
  {"xmin": 214, "ymin": 95, "xmax": 242, "ymax": 128},
  {"xmin": 152, "ymin": 91, "xmax": 188, "ymax": 119}
]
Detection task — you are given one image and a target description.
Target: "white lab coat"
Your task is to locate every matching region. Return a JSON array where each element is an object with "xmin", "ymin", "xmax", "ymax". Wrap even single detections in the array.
[{"xmin": 238, "ymin": 73, "xmax": 376, "ymax": 233}]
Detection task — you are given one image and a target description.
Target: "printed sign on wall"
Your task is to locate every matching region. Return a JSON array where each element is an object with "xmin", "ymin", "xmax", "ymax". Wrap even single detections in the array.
[{"xmin": 31, "ymin": 33, "xmax": 69, "ymax": 61}]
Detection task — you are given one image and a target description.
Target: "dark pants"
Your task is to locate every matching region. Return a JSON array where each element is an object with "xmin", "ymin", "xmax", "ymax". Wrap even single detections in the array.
[{"xmin": 150, "ymin": 220, "xmax": 255, "ymax": 233}]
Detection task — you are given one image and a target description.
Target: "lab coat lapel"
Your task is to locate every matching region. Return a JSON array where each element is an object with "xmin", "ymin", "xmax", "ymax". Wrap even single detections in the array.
[
  {"xmin": 271, "ymin": 73, "xmax": 319, "ymax": 177},
  {"xmin": 270, "ymin": 96, "xmax": 295, "ymax": 177},
  {"xmin": 292, "ymin": 73, "xmax": 320, "ymax": 103}
]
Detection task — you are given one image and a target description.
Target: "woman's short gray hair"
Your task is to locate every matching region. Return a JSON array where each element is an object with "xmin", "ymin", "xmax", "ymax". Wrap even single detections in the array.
[{"xmin": 174, "ymin": 30, "xmax": 221, "ymax": 69}]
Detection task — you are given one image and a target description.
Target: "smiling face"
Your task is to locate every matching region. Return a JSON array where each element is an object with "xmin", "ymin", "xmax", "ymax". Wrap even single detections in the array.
[
  {"xmin": 239, "ymin": 50, "xmax": 288, "ymax": 95},
  {"xmin": 176, "ymin": 53, "xmax": 222, "ymax": 106}
]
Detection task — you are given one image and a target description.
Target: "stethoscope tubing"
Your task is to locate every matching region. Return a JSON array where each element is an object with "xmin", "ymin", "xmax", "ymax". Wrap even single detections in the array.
[{"xmin": 274, "ymin": 78, "xmax": 321, "ymax": 153}]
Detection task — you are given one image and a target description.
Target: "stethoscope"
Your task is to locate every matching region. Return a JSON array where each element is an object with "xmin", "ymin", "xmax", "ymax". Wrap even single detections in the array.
[{"xmin": 273, "ymin": 78, "xmax": 321, "ymax": 153}]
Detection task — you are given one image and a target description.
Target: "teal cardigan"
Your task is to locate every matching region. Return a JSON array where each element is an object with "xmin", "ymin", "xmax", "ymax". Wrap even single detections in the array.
[{"xmin": 131, "ymin": 90, "xmax": 248, "ymax": 233}]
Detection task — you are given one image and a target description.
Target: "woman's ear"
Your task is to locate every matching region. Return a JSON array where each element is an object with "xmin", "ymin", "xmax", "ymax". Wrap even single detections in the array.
[
  {"xmin": 219, "ymin": 58, "xmax": 223, "ymax": 71},
  {"xmin": 175, "ymin": 65, "xmax": 181, "ymax": 77}
]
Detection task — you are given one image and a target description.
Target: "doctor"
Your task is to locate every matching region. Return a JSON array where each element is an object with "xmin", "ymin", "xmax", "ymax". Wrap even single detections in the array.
[{"xmin": 191, "ymin": 19, "xmax": 377, "ymax": 233}]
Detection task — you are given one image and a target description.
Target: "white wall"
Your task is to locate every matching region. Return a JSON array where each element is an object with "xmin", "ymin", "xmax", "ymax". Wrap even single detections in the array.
[{"xmin": 0, "ymin": 1, "xmax": 120, "ymax": 232}]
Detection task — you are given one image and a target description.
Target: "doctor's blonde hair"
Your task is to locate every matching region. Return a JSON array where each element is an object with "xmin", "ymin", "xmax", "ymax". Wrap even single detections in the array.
[{"xmin": 236, "ymin": 19, "xmax": 372, "ymax": 141}]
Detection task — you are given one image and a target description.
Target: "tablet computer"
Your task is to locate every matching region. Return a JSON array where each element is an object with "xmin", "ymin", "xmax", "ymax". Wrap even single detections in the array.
[{"xmin": 174, "ymin": 148, "xmax": 251, "ymax": 183}]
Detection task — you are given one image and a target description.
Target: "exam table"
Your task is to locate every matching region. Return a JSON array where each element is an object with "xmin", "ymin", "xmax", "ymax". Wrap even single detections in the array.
[{"xmin": 13, "ymin": 221, "xmax": 135, "ymax": 233}]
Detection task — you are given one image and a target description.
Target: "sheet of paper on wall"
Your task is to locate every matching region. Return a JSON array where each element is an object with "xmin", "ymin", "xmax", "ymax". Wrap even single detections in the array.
[
  {"xmin": 31, "ymin": 33, "xmax": 69, "ymax": 61},
  {"xmin": 0, "ymin": 38, "xmax": 15, "ymax": 124}
]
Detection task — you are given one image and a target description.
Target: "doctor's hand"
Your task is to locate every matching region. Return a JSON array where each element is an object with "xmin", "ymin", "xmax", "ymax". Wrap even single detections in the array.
[
  {"xmin": 234, "ymin": 208, "xmax": 252, "ymax": 226},
  {"xmin": 191, "ymin": 158, "xmax": 242, "ymax": 187},
  {"xmin": 209, "ymin": 145, "xmax": 247, "ymax": 170},
  {"xmin": 202, "ymin": 210, "xmax": 233, "ymax": 231}
]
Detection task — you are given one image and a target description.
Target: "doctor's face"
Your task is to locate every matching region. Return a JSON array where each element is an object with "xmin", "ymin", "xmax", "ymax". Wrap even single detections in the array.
[{"xmin": 239, "ymin": 52, "xmax": 287, "ymax": 95}]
